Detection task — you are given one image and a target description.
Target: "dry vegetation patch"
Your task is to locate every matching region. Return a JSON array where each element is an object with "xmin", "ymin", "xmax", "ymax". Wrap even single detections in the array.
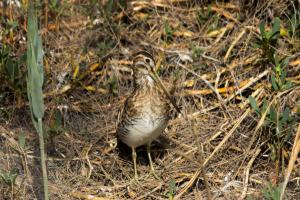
[{"xmin": 1, "ymin": 0, "xmax": 300, "ymax": 199}]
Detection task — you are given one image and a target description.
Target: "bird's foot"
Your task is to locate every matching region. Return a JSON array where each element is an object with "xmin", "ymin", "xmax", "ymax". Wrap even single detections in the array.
[{"xmin": 150, "ymin": 169, "xmax": 161, "ymax": 180}]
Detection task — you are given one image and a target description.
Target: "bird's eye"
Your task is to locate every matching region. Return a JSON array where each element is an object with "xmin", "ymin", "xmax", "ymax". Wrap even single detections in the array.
[{"xmin": 145, "ymin": 58, "xmax": 151, "ymax": 64}]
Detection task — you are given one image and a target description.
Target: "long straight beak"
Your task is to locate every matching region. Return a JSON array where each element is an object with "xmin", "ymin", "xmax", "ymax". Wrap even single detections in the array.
[{"xmin": 150, "ymin": 71, "xmax": 181, "ymax": 114}]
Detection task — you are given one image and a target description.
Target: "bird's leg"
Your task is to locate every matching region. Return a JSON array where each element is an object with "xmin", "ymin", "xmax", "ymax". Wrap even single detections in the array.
[
  {"xmin": 147, "ymin": 143, "xmax": 159, "ymax": 179},
  {"xmin": 132, "ymin": 146, "xmax": 138, "ymax": 180}
]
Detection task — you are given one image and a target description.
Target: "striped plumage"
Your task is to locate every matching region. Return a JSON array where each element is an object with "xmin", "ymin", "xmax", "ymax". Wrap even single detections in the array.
[
  {"xmin": 117, "ymin": 85, "xmax": 170, "ymax": 148},
  {"xmin": 117, "ymin": 51, "xmax": 177, "ymax": 179}
]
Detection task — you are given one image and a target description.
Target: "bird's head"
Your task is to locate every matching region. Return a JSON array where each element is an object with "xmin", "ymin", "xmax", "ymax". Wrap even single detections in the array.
[{"xmin": 132, "ymin": 51, "xmax": 156, "ymax": 76}]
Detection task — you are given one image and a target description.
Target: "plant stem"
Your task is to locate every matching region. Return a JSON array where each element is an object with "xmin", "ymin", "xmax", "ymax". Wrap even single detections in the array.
[{"xmin": 38, "ymin": 118, "xmax": 49, "ymax": 200}]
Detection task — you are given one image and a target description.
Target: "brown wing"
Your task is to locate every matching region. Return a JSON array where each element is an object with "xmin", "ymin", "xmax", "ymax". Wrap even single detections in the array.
[{"xmin": 116, "ymin": 94, "xmax": 139, "ymax": 142}]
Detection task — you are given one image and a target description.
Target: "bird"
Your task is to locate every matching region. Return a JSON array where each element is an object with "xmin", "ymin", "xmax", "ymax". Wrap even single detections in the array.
[{"xmin": 116, "ymin": 51, "xmax": 180, "ymax": 180}]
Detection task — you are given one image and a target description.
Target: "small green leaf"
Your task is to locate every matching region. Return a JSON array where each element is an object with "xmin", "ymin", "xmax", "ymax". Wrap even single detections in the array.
[
  {"xmin": 280, "ymin": 70, "xmax": 286, "ymax": 83},
  {"xmin": 262, "ymin": 98, "xmax": 268, "ymax": 114},
  {"xmin": 18, "ymin": 132, "xmax": 26, "ymax": 150},
  {"xmin": 271, "ymin": 74, "xmax": 279, "ymax": 91},
  {"xmin": 7, "ymin": 20, "xmax": 18, "ymax": 29},
  {"xmin": 281, "ymin": 107, "xmax": 290, "ymax": 124},
  {"xmin": 190, "ymin": 42, "xmax": 203, "ymax": 60},
  {"xmin": 168, "ymin": 178, "xmax": 176, "ymax": 200},
  {"xmin": 276, "ymin": 119, "xmax": 282, "ymax": 136},
  {"xmin": 5, "ymin": 58, "xmax": 16, "ymax": 81},
  {"xmin": 266, "ymin": 31, "xmax": 272, "ymax": 40},
  {"xmin": 284, "ymin": 81, "xmax": 293, "ymax": 90},
  {"xmin": 164, "ymin": 21, "xmax": 174, "ymax": 42},
  {"xmin": 273, "ymin": 54, "xmax": 279, "ymax": 68},
  {"xmin": 271, "ymin": 18, "xmax": 281, "ymax": 38},
  {"xmin": 247, "ymin": 196, "xmax": 254, "ymax": 200},
  {"xmin": 262, "ymin": 182, "xmax": 283, "ymax": 200},
  {"xmin": 48, "ymin": 109, "xmax": 64, "ymax": 135},
  {"xmin": 54, "ymin": 110, "xmax": 62, "ymax": 129},
  {"xmin": 248, "ymin": 96, "xmax": 260, "ymax": 114},
  {"xmin": 252, "ymin": 42, "xmax": 262, "ymax": 49},
  {"xmin": 107, "ymin": 75, "xmax": 119, "ymax": 96},
  {"xmin": 275, "ymin": 64, "xmax": 282, "ymax": 76},
  {"xmin": 270, "ymin": 145, "xmax": 277, "ymax": 161},
  {"xmin": 281, "ymin": 57, "xmax": 290, "ymax": 68},
  {"xmin": 259, "ymin": 21, "xmax": 266, "ymax": 38},
  {"xmin": 105, "ymin": 0, "xmax": 114, "ymax": 13},
  {"xmin": 269, "ymin": 106, "xmax": 277, "ymax": 124},
  {"xmin": 0, "ymin": 168, "xmax": 19, "ymax": 186},
  {"xmin": 49, "ymin": 0, "xmax": 59, "ymax": 8}
]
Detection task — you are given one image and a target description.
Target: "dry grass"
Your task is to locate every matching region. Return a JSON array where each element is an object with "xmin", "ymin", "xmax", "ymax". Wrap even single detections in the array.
[{"xmin": 1, "ymin": 0, "xmax": 300, "ymax": 199}]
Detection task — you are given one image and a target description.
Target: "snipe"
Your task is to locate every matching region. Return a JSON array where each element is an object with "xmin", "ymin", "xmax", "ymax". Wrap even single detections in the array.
[{"xmin": 117, "ymin": 51, "xmax": 180, "ymax": 179}]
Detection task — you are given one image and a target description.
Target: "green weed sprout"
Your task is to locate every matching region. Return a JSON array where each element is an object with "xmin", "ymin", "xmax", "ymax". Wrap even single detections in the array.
[
  {"xmin": 26, "ymin": 2, "xmax": 49, "ymax": 200},
  {"xmin": 257, "ymin": 17, "xmax": 281, "ymax": 63}
]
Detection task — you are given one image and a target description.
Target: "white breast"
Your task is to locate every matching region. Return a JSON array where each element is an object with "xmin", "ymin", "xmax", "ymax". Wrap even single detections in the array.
[{"xmin": 124, "ymin": 113, "xmax": 167, "ymax": 148}]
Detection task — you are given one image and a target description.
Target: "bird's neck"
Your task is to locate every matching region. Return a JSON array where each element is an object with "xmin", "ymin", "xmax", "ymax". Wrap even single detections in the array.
[{"xmin": 134, "ymin": 74, "xmax": 155, "ymax": 89}]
